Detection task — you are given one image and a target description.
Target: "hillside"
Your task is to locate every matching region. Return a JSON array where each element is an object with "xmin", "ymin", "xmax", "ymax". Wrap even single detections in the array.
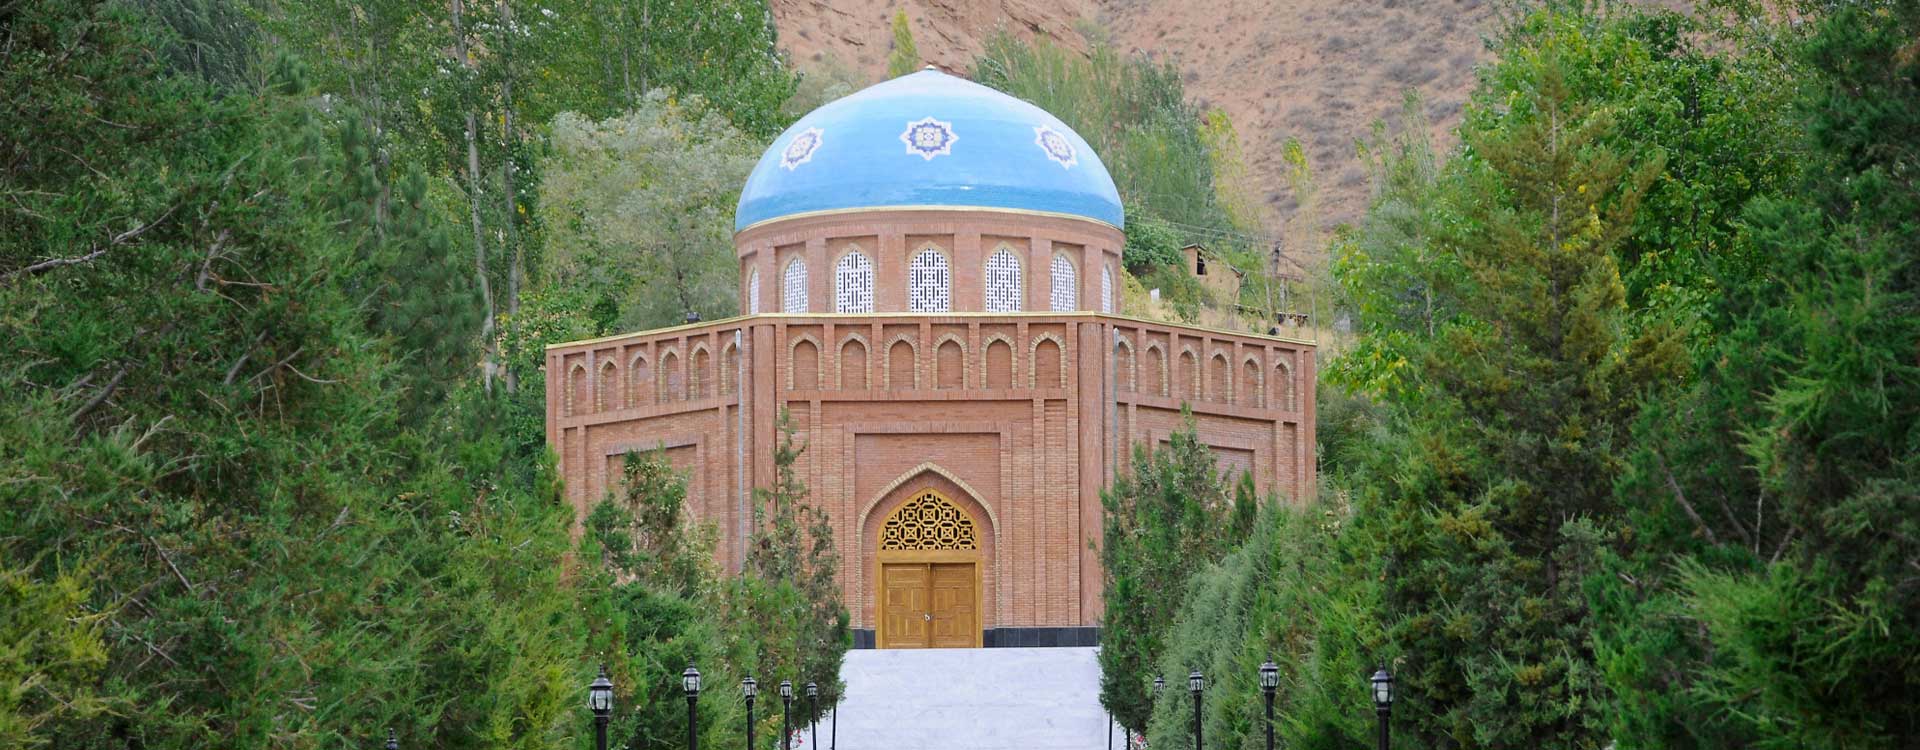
[{"xmin": 770, "ymin": 0, "xmax": 1503, "ymax": 234}]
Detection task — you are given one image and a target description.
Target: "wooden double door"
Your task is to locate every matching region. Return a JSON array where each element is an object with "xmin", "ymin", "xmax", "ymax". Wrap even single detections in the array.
[{"xmin": 879, "ymin": 561, "xmax": 979, "ymax": 649}]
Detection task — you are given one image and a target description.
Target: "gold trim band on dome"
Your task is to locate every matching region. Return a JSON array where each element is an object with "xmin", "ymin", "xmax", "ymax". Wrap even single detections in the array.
[
  {"xmin": 545, "ymin": 310, "xmax": 1317, "ymax": 350},
  {"xmin": 733, "ymin": 204, "xmax": 1123, "ymax": 236}
]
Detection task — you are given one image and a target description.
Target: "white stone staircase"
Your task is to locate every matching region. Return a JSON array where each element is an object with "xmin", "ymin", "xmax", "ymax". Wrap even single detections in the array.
[{"xmin": 819, "ymin": 647, "xmax": 1115, "ymax": 750}]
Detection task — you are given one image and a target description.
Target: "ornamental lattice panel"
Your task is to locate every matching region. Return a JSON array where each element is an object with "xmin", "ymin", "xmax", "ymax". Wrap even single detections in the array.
[
  {"xmin": 1101, "ymin": 265, "xmax": 1114, "ymax": 313},
  {"xmin": 1050, "ymin": 254, "xmax": 1077, "ymax": 310},
  {"xmin": 783, "ymin": 259, "xmax": 809, "ymax": 313},
  {"xmin": 836, "ymin": 250, "xmax": 875, "ymax": 313},
  {"xmin": 909, "ymin": 248, "xmax": 951, "ymax": 313},
  {"xmin": 985, "ymin": 247, "xmax": 1022, "ymax": 312},
  {"xmin": 879, "ymin": 491, "xmax": 978, "ymax": 550},
  {"xmin": 747, "ymin": 267, "xmax": 761, "ymax": 314}
]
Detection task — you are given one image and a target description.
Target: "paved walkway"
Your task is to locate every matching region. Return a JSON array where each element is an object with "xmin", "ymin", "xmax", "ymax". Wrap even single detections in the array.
[{"xmin": 825, "ymin": 646, "xmax": 1115, "ymax": 750}]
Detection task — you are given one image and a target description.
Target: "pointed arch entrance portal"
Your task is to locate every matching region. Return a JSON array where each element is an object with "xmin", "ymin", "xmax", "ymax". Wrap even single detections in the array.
[{"xmin": 876, "ymin": 489, "xmax": 982, "ymax": 648}]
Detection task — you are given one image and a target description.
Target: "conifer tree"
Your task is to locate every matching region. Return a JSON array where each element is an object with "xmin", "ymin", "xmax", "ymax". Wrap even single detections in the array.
[
  {"xmin": 1229, "ymin": 471, "xmax": 1259, "ymax": 540},
  {"xmin": 887, "ymin": 11, "xmax": 922, "ymax": 78},
  {"xmin": 582, "ymin": 452, "xmax": 737, "ymax": 750},
  {"xmin": 1594, "ymin": 4, "xmax": 1920, "ymax": 746},
  {"xmin": 734, "ymin": 410, "xmax": 850, "ymax": 723},
  {"xmin": 1355, "ymin": 43, "xmax": 1681, "ymax": 748},
  {"xmin": 1098, "ymin": 418, "xmax": 1234, "ymax": 733}
]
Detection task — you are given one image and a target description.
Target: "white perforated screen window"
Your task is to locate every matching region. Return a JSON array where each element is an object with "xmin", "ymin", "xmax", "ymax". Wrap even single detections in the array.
[
  {"xmin": 747, "ymin": 267, "xmax": 761, "ymax": 314},
  {"xmin": 1101, "ymin": 264, "xmax": 1114, "ymax": 313},
  {"xmin": 782, "ymin": 258, "xmax": 808, "ymax": 313},
  {"xmin": 835, "ymin": 250, "xmax": 874, "ymax": 313},
  {"xmin": 1050, "ymin": 254, "xmax": 1077, "ymax": 311},
  {"xmin": 985, "ymin": 247, "xmax": 1022, "ymax": 312},
  {"xmin": 909, "ymin": 248, "xmax": 951, "ymax": 312}
]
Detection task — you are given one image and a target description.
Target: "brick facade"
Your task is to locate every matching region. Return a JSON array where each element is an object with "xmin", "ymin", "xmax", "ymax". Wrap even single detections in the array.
[{"xmin": 545, "ymin": 209, "xmax": 1317, "ymax": 640}]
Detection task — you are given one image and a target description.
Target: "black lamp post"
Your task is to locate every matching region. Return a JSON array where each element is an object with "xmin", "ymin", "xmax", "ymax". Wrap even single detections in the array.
[
  {"xmin": 385, "ymin": 727, "xmax": 398, "ymax": 750},
  {"xmin": 1370, "ymin": 665, "xmax": 1394, "ymax": 750},
  {"xmin": 806, "ymin": 681, "xmax": 820, "ymax": 750},
  {"xmin": 1188, "ymin": 669, "xmax": 1205, "ymax": 750},
  {"xmin": 683, "ymin": 663, "xmax": 702, "ymax": 750},
  {"xmin": 742, "ymin": 677, "xmax": 758, "ymax": 750},
  {"xmin": 779, "ymin": 680, "xmax": 794, "ymax": 750},
  {"xmin": 588, "ymin": 664, "xmax": 613, "ymax": 750},
  {"xmin": 1259, "ymin": 658, "xmax": 1279, "ymax": 750}
]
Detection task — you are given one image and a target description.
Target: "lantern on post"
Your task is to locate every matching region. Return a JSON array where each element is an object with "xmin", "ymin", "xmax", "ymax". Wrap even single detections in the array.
[
  {"xmin": 779, "ymin": 680, "xmax": 794, "ymax": 750},
  {"xmin": 683, "ymin": 663, "xmax": 702, "ymax": 750},
  {"xmin": 1370, "ymin": 665, "xmax": 1394, "ymax": 750},
  {"xmin": 1259, "ymin": 658, "xmax": 1279, "ymax": 750},
  {"xmin": 742, "ymin": 677, "xmax": 758, "ymax": 750},
  {"xmin": 588, "ymin": 664, "xmax": 614, "ymax": 750},
  {"xmin": 806, "ymin": 681, "xmax": 820, "ymax": 750}
]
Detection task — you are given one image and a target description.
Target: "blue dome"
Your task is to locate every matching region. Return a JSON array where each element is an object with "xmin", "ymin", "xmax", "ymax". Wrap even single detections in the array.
[{"xmin": 736, "ymin": 69, "xmax": 1124, "ymax": 232}]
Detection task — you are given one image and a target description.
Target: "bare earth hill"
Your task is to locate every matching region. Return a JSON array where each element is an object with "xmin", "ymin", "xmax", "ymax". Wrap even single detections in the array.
[{"xmin": 769, "ymin": 0, "xmax": 1503, "ymax": 232}]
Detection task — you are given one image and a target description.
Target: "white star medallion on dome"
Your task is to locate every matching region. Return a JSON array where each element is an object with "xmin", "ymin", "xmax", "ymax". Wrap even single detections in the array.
[
  {"xmin": 780, "ymin": 126, "xmax": 823, "ymax": 170},
  {"xmin": 901, "ymin": 117, "xmax": 958, "ymax": 160},
  {"xmin": 1034, "ymin": 124, "xmax": 1077, "ymax": 169}
]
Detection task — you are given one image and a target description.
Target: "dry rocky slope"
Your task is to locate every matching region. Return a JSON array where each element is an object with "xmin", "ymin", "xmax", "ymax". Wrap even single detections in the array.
[{"xmin": 770, "ymin": 0, "xmax": 1504, "ymax": 233}]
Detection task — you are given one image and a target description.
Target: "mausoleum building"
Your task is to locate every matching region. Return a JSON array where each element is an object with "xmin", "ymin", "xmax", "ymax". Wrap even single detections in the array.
[{"xmin": 544, "ymin": 69, "xmax": 1316, "ymax": 649}]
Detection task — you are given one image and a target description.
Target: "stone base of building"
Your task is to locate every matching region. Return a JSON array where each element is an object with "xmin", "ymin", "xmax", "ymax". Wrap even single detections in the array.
[{"xmin": 852, "ymin": 626, "xmax": 1101, "ymax": 649}]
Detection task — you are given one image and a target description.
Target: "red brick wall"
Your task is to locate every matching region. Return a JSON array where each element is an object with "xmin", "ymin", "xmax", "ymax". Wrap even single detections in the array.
[{"xmin": 545, "ymin": 210, "xmax": 1317, "ymax": 632}]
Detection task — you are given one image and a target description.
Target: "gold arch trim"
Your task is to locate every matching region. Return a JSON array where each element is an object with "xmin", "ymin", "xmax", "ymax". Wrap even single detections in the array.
[{"xmin": 879, "ymin": 490, "xmax": 979, "ymax": 551}]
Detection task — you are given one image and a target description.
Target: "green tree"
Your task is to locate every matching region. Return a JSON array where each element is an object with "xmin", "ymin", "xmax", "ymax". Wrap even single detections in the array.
[
  {"xmin": 1330, "ymin": 94, "xmax": 1450, "ymax": 399},
  {"xmin": 1344, "ymin": 32, "xmax": 1683, "ymax": 748},
  {"xmin": 1142, "ymin": 500, "xmax": 1382, "ymax": 750},
  {"xmin": 1229, "ymin": 471, "xmax": 1259, "ymax": 540},
  {"xmin": 730, "ymin": 411, "xmax": 851, "ymax": 725},
  {"xmin": 539, "ymin": 96, "xmax": 756, "ymax": 330},
  {"xmin": 1098, "ymin": 418, "xmax": 1235, "ymax": 733},
  {"xmin": 1122, "ymin": 216, "xmax": 1185, "ymax": 274},
  {"xmin": 1592, "ymin": 3, "xmax": 1920, "ymax": 747},
  {"xmin": 328, "ymin": 115, "xmax": 484, "ymax": 416},
  {"xmin": 581, "ymin": 452, "xmax": 740, "ymax": 750},
  {"xmin": 529, "ymin": 0, "xmax": 798, "ymax": 136},
  {"xmin": 887, "ymin": 11, "xmax": 921, "ymax": 78},
  {"xmin": 1, "ymin": 3, "xmax": 582, "ymax": 746}
]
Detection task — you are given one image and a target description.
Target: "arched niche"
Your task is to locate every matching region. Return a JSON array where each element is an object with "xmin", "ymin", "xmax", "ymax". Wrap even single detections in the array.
[
  {"xmin": 857, "ymin": 465, "xmax": 1000, "ymax": 648},
  {"xmin": 838, "ymin": 334, "xmax": 870, "ymax": 390},
  {"xmin": 934, "ymin": 335, "xmax": 966, "ymax": 389},
  {"xmin": 983, "ymin": 335, "xmax": 1014, "ymax": 390},
  {"xmin": 789, "ymin": 336, "xmax": 821, "ymax": 390}
]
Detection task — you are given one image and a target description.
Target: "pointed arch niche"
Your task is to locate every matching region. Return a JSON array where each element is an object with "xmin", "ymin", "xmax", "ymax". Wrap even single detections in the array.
[{"xmin": 858, "ymin": 464, "xmax": 999, "ymax": 650}]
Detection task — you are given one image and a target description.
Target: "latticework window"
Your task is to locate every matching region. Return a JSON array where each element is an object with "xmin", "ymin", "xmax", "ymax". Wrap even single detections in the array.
[
  {"xmin": 984, "ymin": 247, "xmax": 1022, "ymax": 312},
  {"xmin": 1101, "ymin": 264, "xmax": 1114, "ymax": 313},
  {"xmin": 747, "ymin": 267, "xmax": 761, "ymax": 314},
  {"xmin": 835, "ymin": 250, "xmax": 874, "ymax": 313},
  {"xmin": 1050, "ymin": 253, "xmax": 1077, "ymax": 310},
  {"xmin": 782, "ymin": 258, "xmax": 809, "ymax": 313},
  {"xmin": 908, "ymin": 248, "xmax": 951, "ymax": 313},
  {"xmin": 879, "ymin": 491, "xmax": 978, "ymax": 550}
]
